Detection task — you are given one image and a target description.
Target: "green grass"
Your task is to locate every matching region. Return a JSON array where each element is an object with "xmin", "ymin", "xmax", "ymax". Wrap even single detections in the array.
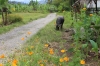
[
  {"xmin": 4, "ymin": 12, "xmax": 75, "ymax": 66},
  {"xmin": 1, "ymin": 11, "xmax": 86, "ymax": 66},
  {"xmin": 0, "ymin": 12, "xmax": 48, "ymax": 34}
]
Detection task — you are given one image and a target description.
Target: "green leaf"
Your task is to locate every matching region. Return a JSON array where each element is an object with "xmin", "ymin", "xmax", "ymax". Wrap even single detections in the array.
[
  {"xmin": 68, "ymin": 48, "xmax": 74, "ymax": 52},
  {"xmin": 81, "ymin": 44, "xmax": 88, "ymax": 48},
  {"xmin": 89, "ymin": 40, "xmax": 98, "ymax": 52}
]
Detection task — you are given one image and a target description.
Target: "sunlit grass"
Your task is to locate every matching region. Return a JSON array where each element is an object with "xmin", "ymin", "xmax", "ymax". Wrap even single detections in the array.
[
  {"xmin": 0, "ymin": 12, "xmax": 48, "ymax": 34},
  {"xmin": 13, "ymin": 12, "xmax": 48, "ymax": 22}
]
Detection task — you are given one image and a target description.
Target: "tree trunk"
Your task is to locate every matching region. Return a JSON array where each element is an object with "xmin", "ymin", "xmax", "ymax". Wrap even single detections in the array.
[
  {"xmin": 95, "ymin": 0, "xmax": 98, "ymax": 14},
  {"xmin": 1, "ymin": 9, "xmax": 5, "ymax": 25},
  {"xmin": 4, "ymin": 11, "xmax": 8, "ymax": 25}
]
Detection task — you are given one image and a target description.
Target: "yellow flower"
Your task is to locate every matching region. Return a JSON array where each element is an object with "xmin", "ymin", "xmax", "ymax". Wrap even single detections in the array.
[
  {"xmin": 0, "ymin": 63, "xmax": 3, "ymax": 66},
  {"xmin": 0, "ymin": 54, "xmax": 5, "ymax": 58},
  {"xmin": 40, "ymin": 64, "xmax": 44, "ymax": 66},
  {"xmin": 45, "ymin": 44, "xmax": 49, "ymax": 47},
  {"xmin": 29, "ymin": 52, "xmax": 33, "ymax": 55},
  {"xmin": 21, "ymin": 37, "xmax": 25, "ymax": 40},
  {"xmin": 90, "ymin": 14, "xmax": 93, "ymax": 16},
  {"xmin": 83, "ymin": 8, "xmax": 87, "ymax": 10},
  {"xmin": 63, "ymin": 57, "xmax": 69, "ymax": 62},
  {"xmin": 80, "ymin": 60, "xmax": 85, "ymax": 65},
  {"xmin": 27, "ymin": 32, "xmax": 31, "ymax": 35},
  {"xmin": 59, "ymin": 58, "xmax": 64, "ymax": 62},
  {"xmin": 61, "ymin": 49, "xmax": 66, "ymax": 53}
]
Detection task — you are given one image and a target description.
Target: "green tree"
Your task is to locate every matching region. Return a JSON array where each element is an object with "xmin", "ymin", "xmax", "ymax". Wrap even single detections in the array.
[
  {"xmin": 51, "ymin": 0, "xmax": 70, "ymax": 11},
  {"xmin": 0, "ymin": 0, "xmax": 8, "ymax": 25},
  {"xmin": 47, "ymin": 0, "xmax": 52, "ymax": 4},
  {"xmin": 29, "ymin": 0, "xmax": 38, "ymax": 11}
]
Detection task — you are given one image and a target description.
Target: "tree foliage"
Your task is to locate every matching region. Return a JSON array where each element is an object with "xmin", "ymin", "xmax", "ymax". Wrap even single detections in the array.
[
  {"xmin": 46, "ymin": 0, "xmax": 70, "ymax": 11},
  {"xmin": 29, "ymin": 0, "xmax": 38, "ymax": 10},
  {"xmin": 0, "ymin": 0, "xmax": 8, "ymax": 6}
]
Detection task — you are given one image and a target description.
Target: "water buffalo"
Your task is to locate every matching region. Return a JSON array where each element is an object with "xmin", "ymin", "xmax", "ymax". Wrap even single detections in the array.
[{"xmin": 56, "ymin": 16, "xmax": 64, "ymax": 30}]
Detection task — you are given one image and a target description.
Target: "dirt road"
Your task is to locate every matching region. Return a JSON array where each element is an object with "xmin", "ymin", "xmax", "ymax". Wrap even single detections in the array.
[{"xmin": 0, "ymin": 13, "xmax": 56, "ymax": 57}]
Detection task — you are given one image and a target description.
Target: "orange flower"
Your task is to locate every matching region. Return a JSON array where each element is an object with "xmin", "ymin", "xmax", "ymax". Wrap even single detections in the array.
[
  {"xmin": 61, "ymin": 49, "xmax": 66, "ymax": 53},
  {"xmin": 12, "ymin": 59, "xmax": 17, "ymax": 66},
  {"xmin": 27, "ymin": 32, "xmax": 31, "ymax": 35},
  {"xmin": 0, "ymin": 54, "xmax": 5, "ymax": 58},
  {"xmin": 90, "ymin": 14, "xmax": 93, "ymax": 16},
  {"xmin": 59, "ymin": 58, "xmax": 64, "ymax": 62},
  {"xmin": 49, "ymin": 48, "xmax": 54, "ymax": 54},
  {"xmin": 21, "ymin": 37, "xmax": 25, "ymax": 40},
  {"xmin": 29, "ymin": 52, "xmax": 33, "ymax": 55},
  {"xmin": 0, "ymin": 63, "xmax": 3, "ymax": 66},
  {"xmin": 45, "ymin": 44, "xmax": 49, "ymax": 47},
  {"xmin": 13, "ymin": 59, "xmax": 17, "ymax": 64},
  {"xmin": 63, "ymin": 57, "xmax": 69, "ymax": 62},
  {"xmin": 83, "ymin": 8, "xmax": 86, "ymax": 11},
  {"xmin": 80, "ymin": 60, "xmax": 85, "ymax": 65},
  {"xmin": 12, "ymin": 63, "xmax": 17, "ymax": 66},
  {"xmin": 49, "ymin": 51, "xmax": 54, "ymax": 54}
]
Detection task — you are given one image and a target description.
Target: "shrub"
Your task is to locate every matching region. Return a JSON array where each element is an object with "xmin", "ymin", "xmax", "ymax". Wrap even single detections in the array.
[
  {"xmin": 8, "ymin": 14, "xmax": 23, "ymax": 24},
  {"xmin": 48, "ymin": 5, "xmax": 58, "ymax": 13}
]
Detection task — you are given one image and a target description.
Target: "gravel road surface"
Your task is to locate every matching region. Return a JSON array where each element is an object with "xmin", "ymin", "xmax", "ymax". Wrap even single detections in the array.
[{"xmin": 0, "ymin": 13, "xmax": 56, "ymax": 57}]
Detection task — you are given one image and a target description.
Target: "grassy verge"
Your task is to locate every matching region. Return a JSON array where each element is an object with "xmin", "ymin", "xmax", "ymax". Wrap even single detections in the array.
[
  {"xmin": 3, "ymin": 12, "xmax": 75, "ymax": 66},
  {"xmin": 0, "ymin": 12, "xmax": 48, "ymax": 34}
]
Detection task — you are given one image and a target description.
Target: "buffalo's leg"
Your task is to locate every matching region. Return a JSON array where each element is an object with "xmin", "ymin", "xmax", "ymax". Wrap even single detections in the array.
[{"xmin": 56, "ymin": 25, "xmax": 59, "ymax": 30}]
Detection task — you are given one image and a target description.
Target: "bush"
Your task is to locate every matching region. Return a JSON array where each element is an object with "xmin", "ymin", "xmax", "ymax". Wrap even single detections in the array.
[
  {"xmin": 48, "ymin": 5, "xmax": 58, "ymax": 13},
  {"xmin": 8, "ymin": 14, "xmax": 23, "ymax": 24}
]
